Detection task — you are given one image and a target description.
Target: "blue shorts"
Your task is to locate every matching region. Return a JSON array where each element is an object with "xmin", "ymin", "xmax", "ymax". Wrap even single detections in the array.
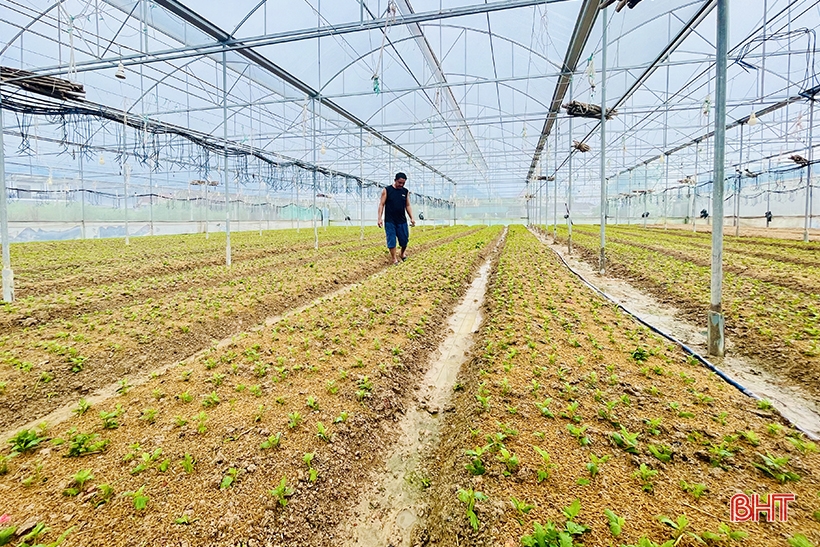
[{"xmin": 384, "ymin": 222, "xmax": 409, "ymax": 249}]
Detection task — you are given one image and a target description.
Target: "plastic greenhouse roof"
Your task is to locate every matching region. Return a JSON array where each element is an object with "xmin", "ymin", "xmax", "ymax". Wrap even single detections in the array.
[{"xmin": 1, "ymin": 0, "xmax": 819, "ymax": 203}]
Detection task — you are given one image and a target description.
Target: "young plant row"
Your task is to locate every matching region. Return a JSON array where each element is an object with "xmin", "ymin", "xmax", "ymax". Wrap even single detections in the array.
[
  {"xmin": 424, "ymin": 225, "xmax": 820, "ymax": 547},
  {"xmin": 554, "ymin": 225, "xmax": 820, "ymax": 397},
  {"xmin": 0, "ymin": 226, "xmax": 475, "ymax": 432},
  {"xmin": 0, "ymin": 225, "xmax": 502, "ymax": 547},
  {"xmin": 580, "ymin": 225, "xmax": 820, "ymax": 296}
]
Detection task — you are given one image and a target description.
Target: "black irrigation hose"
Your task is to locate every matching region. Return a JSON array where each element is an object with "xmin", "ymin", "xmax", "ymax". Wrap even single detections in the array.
[{"xmin": 537, "ymin": 229, "xmax": 818, "ymax": 440}]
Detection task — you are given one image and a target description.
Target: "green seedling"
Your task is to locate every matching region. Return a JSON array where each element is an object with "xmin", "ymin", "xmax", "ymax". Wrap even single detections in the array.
[
  {"xmin": 178, "ymin": 391, "xmax": 193, "ymax": 403},
  {"xmin": 202, "ymin": 391, "xmax": 220, "ymax": 408},
  {"xmin": 66, "ymin": 430, "xmax": 109, "ymax": 457},
  {"xmin": 8, "ymin": 429, "xmax": 46, "ymax": 454},
  {"xmin": 99, "ymin": 405, "xmax": 124, "ymax": 429},
  {"xmin": 657, "ymin": 514, "xmax": 704, "ymax": 545},
  {"xmin": 123, "ymin": 485, "xmax": 149, "ymax": 510},
  {"xmin": 496, "ymin": 447, "xmax": 519, "ymax": 475},
  {"xmin": 700, "ymin": 523, "xmax": 748, "ymax": 543},
  {"xmin": 644, "ymin": 417, "xmax": 662, "ymax": 436},
  {"xmin": 287, "ymin": 412, "xmax": 302, "ymax": 429},
  {"xmin": 560, "ymin": 401, "xmax": 582, "ymax": 423},
  {"xmin": 325, "ymin": 380, "xmax": 338, "ymax": 394},
  {"xmin": 195, "ymin": 411, "xmax": 208, "ymax": 434},
  {"xmin": 633, "ymin": 463, "xmax": 658, "ymax": 492},
  {"xmin": 306, "ymin": 396, "xmax": 319, "ymax": 411},
  {"xmin": 767, "ymin": 422, "xmax": 784, "ymax": 436},
  {"xmin": 757, "ymin": 399, "xmax": 774, "ymax": 410},
  {"xmin": 464, "ymin": 446, "xmax": 486, "ymax": 476},
  {"xmin": 586, "ymin": 453, "xmax": 610, "ymax": 478},
  {"xmin": 117, "ymin": 378, "xmax": 131, "ymax": 394},
  {"xmin": 566, "ymin": 424, "xmax": 591, "ymax": 446},
  {"xmin": 140, "ymin": 408, "xmax": 158, "ymax": 424},
  {"xmin": 334, "ymin": 411, "xmax": 349, "ymax": 424},
  {"xmin": 786, "ymin": 436, "xmax": 818, "ymax": 454},
  {"xmin": 610, "ymin": 426, "xmax": 639, "ymax": 453},
  {"xmin": 220, "ymin": 467, "xmax": 239, "ymax": 489},
  {"xmin": 174, "ymin": 515, "xmax": 198, "ymax": 525},
  {"xmin": 535, "ymin": 398, "xmax": 554, "ymax": 418},
  {"xmin": 316, "ymin": 422, "xmax": 331, "ymax": 442},
  {"xmin": 753, "ymin": 452, "xmax": 801, "ymax": 483},
  {"xmin": 180, "ymin": 453, "xmax": 196, "ymax": 473},
  {"xmin": 261, "ymin": 432, "xmax": 282, "ymax": 450},
  {"xmin": 269, "ymin": 477, "xmax": 295, "ymax": 507},
  {"xmin": 740, "ymin": 430, "xmax": 760, "ymax": 446},
  {"xmin": 648, "ymin": 443, "xmax": 673, "ymax": 463},
  {"xmin": 788, "ymin": 534, "xmax": 814, "ymax": 547},
  {"xmin": 72, "ymin": 398, "xmax": 91, "ymax": 416},
  {"xmin": 679, "ymin": 480, "xmax": 708, "ymax": 499},
  {"xmin": 511, "ymin": 496, "xmax": 534, "ymax": 515},
  {"xmin": 631, "ymin": 347, "xmax": 650, "ymax": 362},
  {"xmin": 532, "ymin": 446, "xmax": 554, "ymax": 483},
  {"xmin": 457, "ymin": 488, "xmax": 488, "ymax": 531},
  {"xmin": 604, "ymin": 508, "xmax": 625, "ymax": 537},
  {"xmin": 475, "ymin": 393, "xmax": 491, "ymax": 412},
  {"xmin": 64, "ymin": 468, "xmax": 94, "ymax": 496}
]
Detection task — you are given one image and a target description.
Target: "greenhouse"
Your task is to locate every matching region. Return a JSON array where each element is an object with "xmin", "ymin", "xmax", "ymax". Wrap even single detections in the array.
[{"xmin": 1, "ymin": 0, "xmax": 819, "ymax": 546}]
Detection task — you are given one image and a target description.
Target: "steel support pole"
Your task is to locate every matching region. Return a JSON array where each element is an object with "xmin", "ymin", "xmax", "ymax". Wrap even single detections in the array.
[
  {"xmin": 205, "ymin": 183, "xmax": 209, "ymax": 238},
  {"xmin": 708, "ymin": 0, "xmax": 728, "ymax": 357},
  {"xmin": 79, "ymin": 149, "xmax": 86, "ymax": 239},
  {"xmin": 360, "ymin": 127, "xmax": 364, "ymax": 241},
  {"xmin": 0, "ymin": 91, "xmax": 14, "ymax": 302},
  {"xmin": 553, "ymin": 124, "xmax": 558, "ymax": 240},
  {"xmin": 312, "ymin": 98, "xmax": 318, "ymax": 250},
  {"xmin": 736, "ymin": 123, "xmax": 743, "ymax": 237},
  {"xmin": 804, "ymin": 96, "xmax": 815, "ymax": 242},
  {"xmin": 599, "ymin": 6, "xmax": 608, "ymax": 274},
  {"xmin": 124, "ymin": 164, "xmax": 130, "ymax": 245},
  {"xmin": 223, "ymin": 48, "xmax": 231, "ymax": 266},
  {"xmin": 568, "ymin": 77, "xmax": 574, "ymax": 254},
  {"xmin": 693, "ymin": 144, "xmax": 699, "ymax": 232},
  {"xmin": 453, "ymin": 183, "xmax": 457, "ymax": 226},
  {"xmin": 643, "ymin": 165, "xmax": 648, "ymax": 229},
  {"xmin": 663, "ymin": 154, "xmax": 669, "ymax": 229}
]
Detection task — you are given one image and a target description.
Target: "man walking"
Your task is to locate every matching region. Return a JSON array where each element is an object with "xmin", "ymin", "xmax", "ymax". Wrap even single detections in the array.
[{"xmin": 377, "ymin": 172, "xmax": 416, "ymax": 265}]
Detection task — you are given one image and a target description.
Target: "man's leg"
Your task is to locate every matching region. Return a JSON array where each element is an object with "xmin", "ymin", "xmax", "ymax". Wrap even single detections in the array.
[
  {"xmin": 385, "ymin": 223, "xmax": 399, "ymax": 264},
  {"xmin": 397, "ymin": 223, "xmax": 409, "ymax": 260}
]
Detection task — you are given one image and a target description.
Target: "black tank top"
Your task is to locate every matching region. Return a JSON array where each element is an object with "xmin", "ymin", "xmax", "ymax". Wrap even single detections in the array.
[{"xmin": 384, "ymin": 185, "xmax": 408, "ymax": 225}]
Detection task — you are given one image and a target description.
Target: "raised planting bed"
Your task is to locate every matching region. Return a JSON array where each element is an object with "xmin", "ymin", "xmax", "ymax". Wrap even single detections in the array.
[
  {"xmin": 423, "ymin": 225, "xmax": 820, "ymax": 547},
  {"xmin": 553, "ymin": 225, "xmax": 820, "ymax": 399},
  {"xmin": 0, "ymin": 226, "xmax": 475, "ymax": 432},
  {"xmin": 0, "ymin": 226, "xmax": 502, "ymax": 547}
]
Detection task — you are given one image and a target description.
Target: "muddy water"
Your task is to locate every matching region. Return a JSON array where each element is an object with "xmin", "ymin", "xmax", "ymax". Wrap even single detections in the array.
[
  {"xmin": 344, "ymin": 253, "xmax": 495, "ymax": 547},
  {"xmin": 538, "ymin": 230, "xmax": 820, "ymax": 440}
]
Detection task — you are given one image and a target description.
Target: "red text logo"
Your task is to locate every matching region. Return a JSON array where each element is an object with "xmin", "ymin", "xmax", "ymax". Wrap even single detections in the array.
[{"xmin": 730, "ymin": 493, "xmax": 795, "ymax": 522}]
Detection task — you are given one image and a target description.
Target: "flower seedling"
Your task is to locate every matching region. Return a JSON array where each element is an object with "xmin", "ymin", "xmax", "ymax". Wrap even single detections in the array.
[
  {"xmin": 72, "ymin": 398, "xmax": 91, "ymax": 416},
  {"xmin": 195, "ymin": 411, "xmax": 208, "ymax": 434},
  {"xmin": 287, "ymin": 412, "xmax": 302, "ymax": 429},
  {"xmin": 464, "ymin": 446, "xmax": 486, "ymax": 476},
  {"xmin": 566, "ymin": 424, "xmax": 591, "ymax": 446},
  {"xmin": 180, "ymin": 453, "xmax": 196, "ymax": 474},
  {"xmin": 220, "ymin": 467, "xmax": 239, "ymax": 489},
  {"xmin": 8, "ymin": 429, "xmax": 46, "ymax": 454},
  {"xmin": 457, "ymin": 488, "xmax": 488, "ymax": 531},
  {"xmin": 610, "ymin": 426, "xmax": 639, "ymax": 454},
  {"xmin": 532, "ymin": 446, "xmax": 554, "ymax": 483},
  {"xmin": 316, "ymin": 422, "xmax": 331, "ymax": 443},
  {"xmin": 66, "ymin": 430, "xmax": 109, "ymax": 457},
  {"xmin": 753, "ymin": 452, "xmax": 801, "ymax": 483},
  {"xmin": 510, "ymin": 496, "xmax": 534, "ymax": 516},
  {"xmin": 123, "ymin": 485, "xmax": 149, "ymax": 510},
  {"xmin": 648, "ymin": 444, "xmax": 673, "ymax": 463},
  {"xmin": 496, "ymin": 448, "xmax": 519, "ymax": 476},
  {"xmin": 644, "ymin": 417, "xmax": 662, "ymax": 436},
  {"xmin": 633, "ymin": 463, "xmax": 658, "ymax": 492},
  {"xmin": 306, "ymin": 396, "xmax": 319, "ymax": 411},
  {"xmin": 99, "ymin": 405, "xmax": 124, "ymax": 429},
  {"xmin": 535, "ymin": 398, "xmax": 554, "ymax": 418},
  {"xmin": 604, "ymin": 509, "xmax": 625, "ymax": 537},
  {"xmin": 334, "ymin": 411, "xmax": 349, "ymax": 424},
  {"xmin": 657, "ymin": 514, "xmax": 704, "ymax": 545},
  {"xmin": 585, "ymin": 453, "xmax": 610, "ymax": 478},
  {"xmin": 560, "ymin": 401, "xmax": 582, "ymax": 423},
  {"xmin": 260, "ymin": 433, "xmax": 282, "ymax": 450},
  {"xmin": 700, "ymin": 523, "xmax": 748, "ymax": 543},
  {"xmin": 140, "ymin": 408, "xmax": 158, "ymax": 424},
  {"xmin": 178, "ymin": 391, "xmax": 193, "ymax": 403},
  {"xmin": 303, "ymin": 453, "xmax": 318, "ymax": 482},
  {"xmin": 63, "ymin": 469, "xmax": 94, "ymax": 496},
  {"xmin": 202, "ymin": 392, "xmax": 220, "ymax": 408},
  {"xmin": 269, "ymin": 477, "xmax": 295, "ymax": 507},
  {"xmin": 679, "ymin": 480, "xmax": 708, "ymax": 499}
]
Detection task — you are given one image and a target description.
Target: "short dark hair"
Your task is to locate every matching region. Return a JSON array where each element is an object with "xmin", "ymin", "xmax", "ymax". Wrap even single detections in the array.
[{"xmin": 395, "ymin": 172, "xmax": 407, "ymax": 181}]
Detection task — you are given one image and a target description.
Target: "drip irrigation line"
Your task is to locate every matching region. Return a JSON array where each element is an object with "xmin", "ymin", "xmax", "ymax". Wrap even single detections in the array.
[{"xmin": 536, "ymin": 229, "xmax": 818, "ymax": 441}]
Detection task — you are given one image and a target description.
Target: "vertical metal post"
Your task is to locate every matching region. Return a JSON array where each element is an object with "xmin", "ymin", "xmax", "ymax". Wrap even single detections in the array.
[
  {"xmin": 804, "ymin": 96, "xmax": 815, "ymax": 242},
  {"xmin": 148, "ymin": 169, "xmax": 154, "ymax": 236},
  {"xmin": 599, "ymin": 6, "xmax": 608, "ymax": 274},
  {"xmin": 360, "ymin": 128, "xmax": 364, "ymax": 240},
  {"xmin": 0, "ymin": 91, "xmax": 14, "ymax": 302},
  {"xmin": 312, "ymin": 98, "xmax": 318, "ymax": 250},
  {"xmin": 553, "ymin": 122, "xmax": 558, "ymax": 240},
  {"xmin": 643, "ymin": 165, "xmax": 648, "ymax": 229},
  {"xmin": 663, "ymin": 154, "xmax": 670, "ymax": 228},
  {"xmin": 708, "ymin": 0, "xmax": 729, "ymax": 357},
  {"xmin": 736, "ymin": 122, "xmax": 743, "ymax": 237},
  {"xmin": 123, "ymin": 164, "xmax": 130, "ymax": 245},
  {"xmin": 453, "ymin": 183, "xmax": 457, "ymax": 225},
  {"xmin": 626, "ymin": 170, "xmax": 632, "ymax": 225},
  {"xmin": 567, "ymin": 77, "xmax": 574, "ymax": 254},
  {"xmin": 205, "ymin": 182, "xmax": 209, "ymax": 238},
  {"xmin": 223, "ymin": 48, "xmax": 231, "ymax": 266},
  {"xmin": 693, "ymin": 143, "xmax": 699, "ymax": 232},
  {"xmin": 79, "ymin": 148, "xmax": 86, "ymax": 239}
]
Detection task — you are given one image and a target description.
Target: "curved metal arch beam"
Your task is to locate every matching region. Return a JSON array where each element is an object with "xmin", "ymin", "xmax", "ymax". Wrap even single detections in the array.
[
  {"xmin": 319, "ymin": 35, "xmax": 421, "ymax": 95},
  {"xmin": 0, "ymin": 1, "xmax": 64, "ymax": 57},
  {"xmin": 231, "ymin": 0, "xmax": 266, "ymax": 37}
]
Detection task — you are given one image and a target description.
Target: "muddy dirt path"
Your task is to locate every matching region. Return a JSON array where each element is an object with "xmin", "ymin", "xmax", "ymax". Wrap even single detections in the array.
[
  {"xmin": 340, "ymin": 235, "xmax": 502, "ymax": 547},
  {"xmin": 536, "ymin": 230, "xmax": 820, "ymax": 439}
]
